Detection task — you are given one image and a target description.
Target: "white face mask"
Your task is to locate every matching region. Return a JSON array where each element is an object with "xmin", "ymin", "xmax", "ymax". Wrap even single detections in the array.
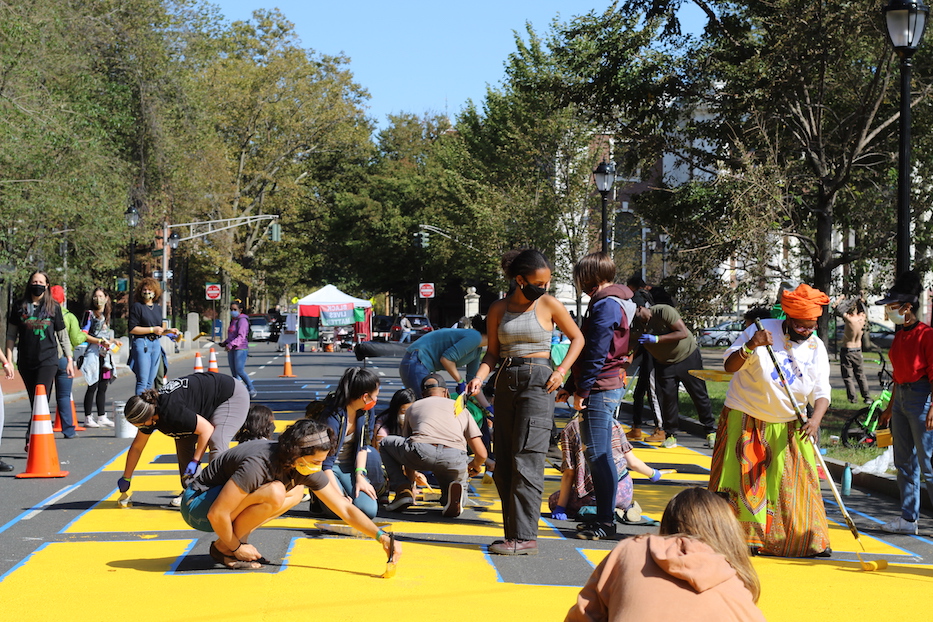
[{"xmin": 886, "ymin": 305, "xmax": 907, "ymax": 325}]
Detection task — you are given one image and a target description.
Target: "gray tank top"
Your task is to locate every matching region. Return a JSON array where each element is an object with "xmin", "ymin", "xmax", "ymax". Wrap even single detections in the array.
[{"xmin": 499, "ymin": 300, "xmax": 552, "ymax": 357}]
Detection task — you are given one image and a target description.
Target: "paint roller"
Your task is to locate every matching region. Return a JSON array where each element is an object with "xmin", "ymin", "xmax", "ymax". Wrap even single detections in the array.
[{"xmin": 753, "ymin": 319, "xmax": 887, "ymax": 572}]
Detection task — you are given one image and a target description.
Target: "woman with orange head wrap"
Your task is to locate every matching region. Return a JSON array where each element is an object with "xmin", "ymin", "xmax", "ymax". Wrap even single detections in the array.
[{"xmin": 708, "ymin": 283, "xmax": 832, "ymax": 557}]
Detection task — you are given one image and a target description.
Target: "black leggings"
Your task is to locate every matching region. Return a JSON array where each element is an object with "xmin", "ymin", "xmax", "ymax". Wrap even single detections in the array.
[
  {"xmin": 19, "ymin": 363, "xmax": 58, "ymax": 439},
  {"xmin": 84, "ymin": 380, "xmax": 110, "ymax": 418}
]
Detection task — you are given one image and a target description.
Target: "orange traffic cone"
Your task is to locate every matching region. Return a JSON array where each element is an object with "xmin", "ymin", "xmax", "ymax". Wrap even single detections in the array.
[
  {"xmin": 208, "ymin": 348, "xmax": 220, "ymax": 373},
  {"xmin": 53, "ymin": 390, "xmax": 84, "ymax": 433},
  {"xmin": 18, "ymin": 385, "xmax": 69, "ymax": 478},
  {"xmin": 279, "ymin": 344, "xmax": 297, "ymax": 377},
  {"xmin": 193, "ymin": 351, "xmax": 204, "ymax": 373}
]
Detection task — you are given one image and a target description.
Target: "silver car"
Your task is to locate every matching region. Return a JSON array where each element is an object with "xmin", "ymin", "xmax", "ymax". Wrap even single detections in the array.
[
  {"xmin": 248, "ymin": 315, "xmax": 272, "ymax": 341},
  {"xmin": 697, "ymin": 320, "xmax": 745, "ymax": 347}
]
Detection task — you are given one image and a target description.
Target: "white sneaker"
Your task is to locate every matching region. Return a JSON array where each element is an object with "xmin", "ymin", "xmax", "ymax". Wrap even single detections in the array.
[
  {"xmin": 97, "ymin": 415, "xmax": 115, "ymax": 428},
  {"xmin": 881, "ymin": 516, "xmax": 918, "ymax": 534},
  {"xmin": 170, "ymin": 495, "xmax": 182, "ymax": 507},
  {"xmin": 84, "ymin": 415, "xmax": 100, "ymax": 428}
]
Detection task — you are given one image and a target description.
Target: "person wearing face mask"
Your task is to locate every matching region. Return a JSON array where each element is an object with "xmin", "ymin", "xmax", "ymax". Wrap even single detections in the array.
[
  {"xmin": 466, "ymin": 249, "xmax": 584, "ymax": 555},
  {"xmin": 555, "ymin": 252, "xmax": 636, "ymax": 540},
  {"xmin": 127, "ymin": 277, "xmax": 180, "ymax": 395},
  {"xmin": 180, "ymin": 419, "xmax": 401, "ymax": 570},
  {"xmin": 49, "ymin": 286, "xmax": 88, "ymax": 438},
  {"xmin": 118, "ymin": 372, "xmax": 250, "ymax": 504},
  {"xmin": 220, "ymin": 302, "xmax": 257, "ymax": 399},
  {"xmin": 874, "ymin": 271, "xmax": 933, "ymax": 535},
  {"xmin": 6, "ymin": 271, "xmax": 74, "ymax": 446},
  {"xmin": 709, "ymin": 283, "xmax": 832, "ymax": 557},
  {"xmin": 305, "ymin": 367, "xmax": 386, "ymax": 519},
  {"xmin": 80, "ymin": 288, "xmax": 117, "ymax": 427}
]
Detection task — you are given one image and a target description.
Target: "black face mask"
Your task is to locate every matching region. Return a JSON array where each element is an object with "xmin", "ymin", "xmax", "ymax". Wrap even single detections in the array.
[
  {"xmin": 29, "ymin": 284, "xmax": 46, "ymax": 297},
  {"xmin": 521, "ymin": 282, "xmax": 547, "ymax": 301}
]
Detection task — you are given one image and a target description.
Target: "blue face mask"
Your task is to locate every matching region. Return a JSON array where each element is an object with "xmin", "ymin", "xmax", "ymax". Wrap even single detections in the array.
[{"xmin": 230, "ymin": 310, "xmax": 240, "ymax": 318}]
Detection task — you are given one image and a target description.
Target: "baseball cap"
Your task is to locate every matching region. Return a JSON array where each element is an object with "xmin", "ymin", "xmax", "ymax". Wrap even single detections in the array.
[{"xmin": 421, "ymin": 373, "xmax": 447, "ymax": 392}]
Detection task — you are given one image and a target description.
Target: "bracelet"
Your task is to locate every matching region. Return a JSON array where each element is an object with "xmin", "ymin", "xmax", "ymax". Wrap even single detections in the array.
[
  {"xmin": 355, "ymin": 468, "xmax": 368, "ymax": 476},
  {"xmin": 742, "ymin": 344, "xmax": 754, "ymax": 356},
  {"xmin": 556, "ymin": 366, "xmax": 566, "ymax": 375},
  {"xmin": 374, "ymin": 529, "xmax": 386, "ymax": 541},
  {"xmin": 737, "ymin": 348, "xmax": 749, "ymax": 359},
  {"xmin": 150, "ymin": 327, "xmax": 154, "ymax": 334},
  {"xmin": 231, "ymin": 542, "xmax": 242, "ymax": 552}
]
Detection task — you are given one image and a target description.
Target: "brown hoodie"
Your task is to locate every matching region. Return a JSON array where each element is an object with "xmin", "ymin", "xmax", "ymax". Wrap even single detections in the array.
[{"xmin": 565, "ymin": 535, "xmax": 766, "ymax": 622}]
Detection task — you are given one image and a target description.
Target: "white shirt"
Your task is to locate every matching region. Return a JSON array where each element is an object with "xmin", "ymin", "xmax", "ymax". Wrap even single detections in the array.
[{"xmin": 723, "ymin": 319, "xmax": 831, "ymax": 423}]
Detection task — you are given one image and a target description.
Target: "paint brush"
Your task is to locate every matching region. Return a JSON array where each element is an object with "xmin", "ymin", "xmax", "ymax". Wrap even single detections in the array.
[
  {"xmin": 382, "ymin": 532, "xmax": 397, "ymax": 579},
  {"xmin": 117, "ymin": 492, "xmax": 131, "ymax": 508}
]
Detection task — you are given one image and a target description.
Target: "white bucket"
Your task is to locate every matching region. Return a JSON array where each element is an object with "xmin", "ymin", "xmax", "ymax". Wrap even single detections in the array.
[{"xmin": 112, "ymin": 400, "xmax": 135, "ymax": 439}]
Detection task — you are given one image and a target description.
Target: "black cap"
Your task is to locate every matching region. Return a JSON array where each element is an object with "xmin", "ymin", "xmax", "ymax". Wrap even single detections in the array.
[
  {"xmin": 874, "ymin": 270, "xmax": 921, "ymax": 306},
  {"xmin": 421, "ymin": 373, "xmax": 447, "ymax": 393}
]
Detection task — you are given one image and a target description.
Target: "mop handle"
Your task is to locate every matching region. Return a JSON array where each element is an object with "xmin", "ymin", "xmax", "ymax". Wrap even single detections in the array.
[{"xmin": 753, "ymin": 319, "xmax": 861, "ymax": 540}]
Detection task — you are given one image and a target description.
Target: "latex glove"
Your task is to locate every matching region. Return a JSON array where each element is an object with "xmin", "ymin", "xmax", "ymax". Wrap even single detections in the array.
[
  {"xmin": 638, "ymin": 334, "xmax": 658, "ymax": 345},
  {"xmin": 649, "ymin": 469, "xmax": 662, "ymax": 483},
  {"xmin": 456, "ymin": 381, "xmax": 467, "ymax": 395},
  {"xmin": 117, "ymin": 477, "xmax": 131, "ymax": 493},
  {"xmin": 184, "ymin": 460, "xmax": 199, "ymax": 477},
  {"xmin": 551, "ymin": 505, "xmax": 568, "ymax": 521}
]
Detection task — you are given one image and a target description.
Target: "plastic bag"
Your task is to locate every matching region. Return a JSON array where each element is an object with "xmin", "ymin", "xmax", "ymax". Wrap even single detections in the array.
[{"xmin": 852, "ymin": 446, "xmax": 894, "ymax": 476}]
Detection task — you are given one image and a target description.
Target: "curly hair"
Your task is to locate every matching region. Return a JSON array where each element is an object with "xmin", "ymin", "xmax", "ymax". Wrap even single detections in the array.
[
  {"xmin": 135, "ymin": 277, "xmax": 162, "ymax": 303},
  {"xmin": 124, "ymin": 389, "xmax": 159, "ymax": 424},
  {"xmin": 234, "ymin": 404, "xmax": 275, "ymax": 443},
  {"xmin": 274, "ymin": 419, "xmax": 335, "ymax": 475}
]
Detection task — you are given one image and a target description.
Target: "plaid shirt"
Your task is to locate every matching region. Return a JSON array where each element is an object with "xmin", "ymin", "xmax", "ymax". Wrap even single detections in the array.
[{"xmin": 560, "ymin": 416, "xmax": 632, "ymax": 499}]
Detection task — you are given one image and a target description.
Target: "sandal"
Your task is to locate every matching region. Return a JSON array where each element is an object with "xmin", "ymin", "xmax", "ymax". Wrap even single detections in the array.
[{"xmin": 209, "ymin": 541, "xmax": 262, "ymax": 570}]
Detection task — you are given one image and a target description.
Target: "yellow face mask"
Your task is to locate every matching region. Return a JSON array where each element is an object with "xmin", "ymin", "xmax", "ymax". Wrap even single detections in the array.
[{"xmin": 294, "ymin": 457, "xmax": 322, "ymax": 476}]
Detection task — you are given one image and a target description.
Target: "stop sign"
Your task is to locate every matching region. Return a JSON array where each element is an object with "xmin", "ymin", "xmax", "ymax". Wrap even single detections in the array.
[
  {"xmin": 205, "ymin": 283, "xmax": 222, "ymax": 300},
  {"xmin": 419, "ymin": 283, "xmax": 435, "ymax": 299}
]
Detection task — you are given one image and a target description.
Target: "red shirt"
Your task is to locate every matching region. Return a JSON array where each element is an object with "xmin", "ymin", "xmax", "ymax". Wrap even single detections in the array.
[{"xmin": 889, "ymin": 321, "xmax": 933, "ymax": 385}]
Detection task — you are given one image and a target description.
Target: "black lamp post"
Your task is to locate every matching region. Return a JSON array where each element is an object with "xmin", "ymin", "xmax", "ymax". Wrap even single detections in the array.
[
  {"xmin": 593, "ymin": 160, "xmax": 616, "ymax": 254},
  {"xmin": 884, "ymin": 0, "xmax": 929, "ymax": 275},
  {"xmin": 168, "ymin": 231, "xmax": 180, "ymax": 328},
  {"xmin": 124, "ymin": 204, "xmax": 140, "ymax": 309}
]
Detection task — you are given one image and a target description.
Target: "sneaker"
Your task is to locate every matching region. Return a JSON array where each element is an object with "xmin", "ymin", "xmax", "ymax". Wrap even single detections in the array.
[
  {"xmin": 0, "ymin": 460, "xmax": 13, "ymax": 472},
  {"xmin": 625, "ymin": 428, "xmax": 643, "ymax": 441},
  {"xmin": 442, "ymin": 481, "xmax": 464, "ymax": 518},
  {"xmin": 645, "ymin": 429, "xmax": 666, "ymax": 442},
  {"xmin": 706, "ymin": 432, "xmax": 716, "ymax": 449},
  {"xmin": 489, "ymin": 539, "xmax": 538, "ymax": 555},
  {"xmin": 386, "ymin": 490, "xmax": 414, "ymax": 512},
  {"xmin": 249, "ymin": 390, "xmax": 258, "ymax": 399},
  {"xmin": 881, "ymin": 516, "xmax": 918, "ymax": 535},
  {"xmin": 170, "ymin": 495, "xmax": 182, "ymax": 507},
  {"xmin": 84, "ymin": 415, "xmax": 100, "ymax": 428},
  {"xmin": 661, "ymin": 435, "xmax": 678, "ymax": 448},
  {"xmin": 577, "ymin": 522, "xmax": 616, "ymax": 540},
  {"xmin": 576, "ymin": 518, "xmax": 599, "ymax": 532},
  {"xmin": 863, "ymin": 396, "xmax": 872, "ymax": 405},
  {"xmin": 616, "ymin": 501, "xmax": 643, "ymax": 524},
  {"xmin": 97, "ymin": 415, "xmax": 115, "ymax": 428}
]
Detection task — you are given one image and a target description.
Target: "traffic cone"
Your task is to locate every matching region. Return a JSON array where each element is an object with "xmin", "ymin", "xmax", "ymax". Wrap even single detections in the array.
[
  {"xmin": 279, "ymin": 344, "xmax": 297, "ymax": 377},
  {"xmin": 193, "ymin": 351, "xmax": 204, "ymax": 373},
  {"xmin": 52, "ymin": 390, "xmax": 85, "ymax": 433},
  {"xmin": 208, "ymin": 348, "xmax": 220, "ymax": 373},
  {"xmin": 17, "ymin": 385, "xmax": 69, "ymax": 478}
]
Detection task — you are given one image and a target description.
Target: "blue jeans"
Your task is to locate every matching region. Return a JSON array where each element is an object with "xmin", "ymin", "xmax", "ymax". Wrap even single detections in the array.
[
  {"xmin": 399, "ymin": 330, "xmax": 412, "ymax": 343},
  {"xmin": 579, "ymin": 387, "xmax": 624, "ymax": 523},
  {"xmin": 132, "ymin": 337, "xmax": 162, "ymax": 395},
  {"xmin": 55, "ymin": 356, "xmax": 75, "ymax": 437},
  {"xmin": 398, "ymin": 351, "xmax": 429, "ymax": 393},
  {"xmin": 326, "ymin": 451, "xmax": 385, "ymax": 519},
  {"xmin": 227, "ymin": 349, "xmax": 255, "ymax": 392},
  {"xmin": 891, "ymin": 379, "xmax": 933, "ymax": 522}
]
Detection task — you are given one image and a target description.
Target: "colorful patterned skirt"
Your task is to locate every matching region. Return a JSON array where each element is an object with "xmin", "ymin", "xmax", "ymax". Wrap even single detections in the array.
[{"xmin": 708, "ymin": 407, "xmax": 830, "ymax": 557}]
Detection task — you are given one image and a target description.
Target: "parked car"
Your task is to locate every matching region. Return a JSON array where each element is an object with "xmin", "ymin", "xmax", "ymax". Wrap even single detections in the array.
[
  {"xmin": 372, "ymin": 315, "xmax": 394, "ymax": 342},
  {"xmin": 697, "ymin": 320, "xmax": 745, "ymax": 347},
  {"xmin": 389, "ymin": 314, "xmax": 433, "ymax": 341},
  {"xmin": 834, "ymin": 320, "xmax": 895, "ymax": 350},
  {"xmin": 247, "ymin": 314, "xmax": 272, "ymax": 341}
]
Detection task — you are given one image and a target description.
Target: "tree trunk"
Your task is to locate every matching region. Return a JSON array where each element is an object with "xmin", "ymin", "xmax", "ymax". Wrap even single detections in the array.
[{"xmin": 813, "ymin": 191, "xmax": 835, "ymax": 346}]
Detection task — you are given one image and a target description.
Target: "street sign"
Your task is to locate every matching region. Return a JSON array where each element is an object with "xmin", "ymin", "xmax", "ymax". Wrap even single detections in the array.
[
  {"xmin": 205, "ymin": 283, "xmax": 222, "ymax": 300},
  {"xmin": 419, "ymin": 283, "xmax": 435, "ymax": 299}
]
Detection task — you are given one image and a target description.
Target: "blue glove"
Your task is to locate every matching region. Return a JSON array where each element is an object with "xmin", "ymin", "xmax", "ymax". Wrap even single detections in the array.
[
  {"xmin": 649, "ymin": 469, "xmax": 662, "ymax": 483},
  {"xmin": 117, "ymin": 477, "xmax": 131, "ymax": 493},
  {"xmin": 456, "ymin": 381, "xmax": 467, "ymax": 395},
  {"xmin": 184, "ymin": 460, "xmax": 199, "ymax": 477},
  {"xmin": 485, "ymin": 405, "xmax": 494, "ymax": 415},
  {"xmin": 551, "ymin": 505, "xmax": 568, "ymax": 521},
  {"xmin": 638, "ymin": 334, "xmax": 658, "ymax": 345}
]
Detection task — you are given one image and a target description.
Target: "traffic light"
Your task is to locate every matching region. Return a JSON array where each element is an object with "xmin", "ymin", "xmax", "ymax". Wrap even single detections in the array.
[
  {"xmin": 421, "ymin": 231, "xmax": 430, "ymax": 248},
  {"xmin": 412, "ymin": 232, "xmax": 423, "ymax": 248},
  {"xmin": 270, "ymin": 223, "xmax": 282, "ymax": 242}
]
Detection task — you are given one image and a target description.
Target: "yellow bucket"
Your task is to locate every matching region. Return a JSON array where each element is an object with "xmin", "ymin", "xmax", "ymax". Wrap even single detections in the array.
[{"xmin": 875, "ymin": 428, "xmax": 893, "ymax": 448}]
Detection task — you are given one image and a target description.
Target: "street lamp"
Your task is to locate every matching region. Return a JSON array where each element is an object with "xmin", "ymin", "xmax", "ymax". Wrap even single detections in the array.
[
  {"xmin": 593, "ymin": 160, "xmax": 616, "ymax": 254},
  {"xmin": 124, "ymin": 204, "xmax": 139, "ymax": 308},
  {"xmin": 884, "ymin": 0, "xmax": 929, "ymax": 275}
]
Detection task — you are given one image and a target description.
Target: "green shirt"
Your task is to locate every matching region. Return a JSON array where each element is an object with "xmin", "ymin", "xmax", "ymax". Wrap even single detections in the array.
[
  {"xmin": 63, "ymin": 309, "xmax": 87, "ymax": 347},
  {"xmin": 636, "ymin": 304, "xmax": 697, "ymax": 365}
]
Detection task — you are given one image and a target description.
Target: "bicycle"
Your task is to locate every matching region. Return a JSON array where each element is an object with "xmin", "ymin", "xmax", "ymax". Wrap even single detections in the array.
[{"xmin": 841, "ymin": 355, "xmax": 892, "ymax": 448}]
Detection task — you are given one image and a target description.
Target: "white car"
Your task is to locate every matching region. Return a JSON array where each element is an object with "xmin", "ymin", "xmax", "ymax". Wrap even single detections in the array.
[
  {"xmin": 697, "ymin": 320, "xmax": 745, "ymax": 347},
  {"xmin": 248, "ymin": 315, "xmax": 272, "ymax": 341}
]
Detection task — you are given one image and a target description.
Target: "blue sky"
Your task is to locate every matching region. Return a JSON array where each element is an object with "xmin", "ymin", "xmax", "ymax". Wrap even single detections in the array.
[{"xmin": 211, "ymin": 1, "xmax": 705, "ymax": 130}]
